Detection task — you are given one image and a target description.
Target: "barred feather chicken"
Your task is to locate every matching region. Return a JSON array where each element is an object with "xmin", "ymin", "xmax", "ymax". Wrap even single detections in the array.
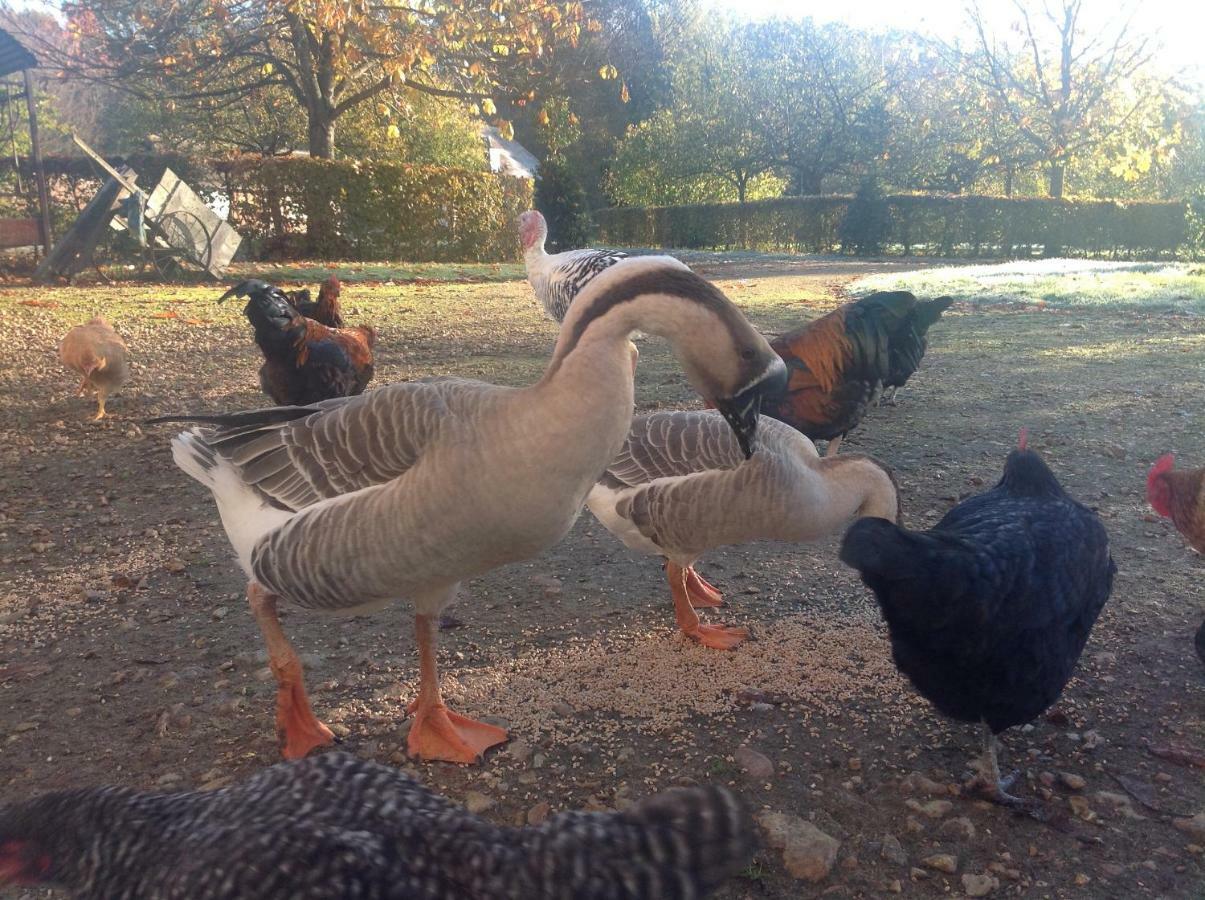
[
  {"xmin": 880, "ymin": 295, "xmax": 953, "ymax": 405},
  {"xmin": 763, "ymin": 291, "xmax": 918, "ymax": 455},
  {"xmin": 0, "ymin": 752, "xmax": 753, "ymax": 899},
  {"xmin": 220, "ymin": 279, "xmax": 375, "ymax": 406},
  {"xmin": 840, "ymin": 431, "xmax": 1115, "ymax": 807},
  {"xmin": 58, "ymin": 317, "xmax": 130, "ymax": 419}
]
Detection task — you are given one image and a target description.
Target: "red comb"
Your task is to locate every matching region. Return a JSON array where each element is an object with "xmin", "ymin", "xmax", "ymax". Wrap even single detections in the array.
[
  {"xmin": 1149, "ymin": 453, "xmax": 1175, "ymax": 478},
  {"xmin": 1017, "ymin": 427, "xmax": 1028, "ymax": 450},
  {"xmin": 1147, "ymin": 453, "xmax": 1175, "ymax": 516}
]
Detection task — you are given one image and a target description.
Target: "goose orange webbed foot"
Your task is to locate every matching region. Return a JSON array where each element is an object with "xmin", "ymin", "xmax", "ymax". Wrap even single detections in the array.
[
  {"xmin": 682, "ymin": 622, "xmax": 749, "ymax": 650},
  {"xmin": 407, "ymin": 702, "xmax": 508, "ymax": 764},
  {"xmin": 271, "ymin": 656, "xmax": 337, "ymax": 759},
  {"xmin": 684, "ymin": 567, "xmax": 724, "ymax": 608}
]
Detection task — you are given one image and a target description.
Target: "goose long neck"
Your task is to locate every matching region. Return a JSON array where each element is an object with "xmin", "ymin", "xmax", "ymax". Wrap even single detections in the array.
[
  {"xmin": 543, "ymin": 264, "xmax": 728, "ymax": 377},
  {"xmin": 796, "ymin": 455, "xmax": 900, "ymax": 537}
]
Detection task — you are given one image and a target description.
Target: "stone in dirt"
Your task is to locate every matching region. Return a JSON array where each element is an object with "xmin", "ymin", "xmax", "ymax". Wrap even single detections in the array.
[
  {"xmin": 735, "ymin": 745, "xmax": 775, "ymax": 778},
  {"xmin": 756, "ymin": 810, "xmax": 840, "ymax": 883},
  {"xmin": 900, "ymin": 771, "xmax": 948, "ymax": 797},
  {"xmin": 921, "ymin": 853, "xmax": 958, "ymax": 874},
  {"xmin": 1058, "ymin": 772, "xmax": 1086, "ymax": 791},
  {"xmin": 879, "ymin": 834, "xmax": 908, "ymax": 866},
  {"xmin": 937, "ymin": 816, "xmax": 976, "ymax": 840},
  {"xmin": 1174, "ymin": 813, "xmax": 1205, "ymax": 843},
  {"xmin": 463, "ymin": 791, "xmax": 493, "ymax": 815},
  {"xmin": 906, "ymin": 798, "xmax": 953, "ymax": 818},
  {"xmin": 962, "ymin": 872, "xmax": 999, "ymax": 896},
  {"xmin": 526, "ymin": 801, "xmax": 551, "ymax": 825}
]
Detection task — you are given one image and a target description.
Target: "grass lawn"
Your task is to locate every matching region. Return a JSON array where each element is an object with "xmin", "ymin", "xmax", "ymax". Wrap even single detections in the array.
[{"xmin": 851, "ymin": 259, "xmax": 1205, "ymax": 314}]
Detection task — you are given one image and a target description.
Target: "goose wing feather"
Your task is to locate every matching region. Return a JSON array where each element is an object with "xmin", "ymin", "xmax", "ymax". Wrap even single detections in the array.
[
  {"xmin": 604, "ymin": 411, "xmax": 803, "ymax": 488},
  {"xmin": 592, "ymin": 412, "xmax": 810, "ymax": 560},
  {"xmin": 172, "ymin": 377, "xmax": 509, "ymax": 512}
]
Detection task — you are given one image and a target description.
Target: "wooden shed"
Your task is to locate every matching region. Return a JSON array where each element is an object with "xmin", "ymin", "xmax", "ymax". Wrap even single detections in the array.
[{"xmin": 0, "ymin": 27, "xmax": 51, "ymax": 255}]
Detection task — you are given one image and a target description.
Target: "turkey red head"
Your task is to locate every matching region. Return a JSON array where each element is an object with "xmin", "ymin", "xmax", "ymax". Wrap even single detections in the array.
[
  {"xmin": 1147, "ymin": 453, "xmax": 1175, "ymax": 518},
  {"xmin": 518, "ymin": 210, "xmax": 547, "ymax": 252}
]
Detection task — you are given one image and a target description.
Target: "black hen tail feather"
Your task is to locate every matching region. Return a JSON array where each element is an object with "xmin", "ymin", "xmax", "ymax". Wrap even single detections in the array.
[
  {"xmin": 525, "ymin": 785, "xmax": 754, "ymax": 898},
  {"xmin": 840, "ymin": 517, "xmax": 983, "ymax": 626},
  {"xmin": 913, "ymin": 296, "xmax": 954, "ymax": 332}
]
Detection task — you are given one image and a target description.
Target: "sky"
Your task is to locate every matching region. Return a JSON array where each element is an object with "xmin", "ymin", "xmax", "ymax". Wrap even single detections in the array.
[
  {"xmin": 712, "ymin": 0, "xmax": 1204, "ymax": 83},
  {"xmin": 9, "ymin": 0, "xmax": 1203, "ymax": 85}
]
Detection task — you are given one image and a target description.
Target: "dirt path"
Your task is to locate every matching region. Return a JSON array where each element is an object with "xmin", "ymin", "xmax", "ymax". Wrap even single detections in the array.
[{"xmin": 1, "ymin": 257, "xmax": 1202, "ymax": 898}]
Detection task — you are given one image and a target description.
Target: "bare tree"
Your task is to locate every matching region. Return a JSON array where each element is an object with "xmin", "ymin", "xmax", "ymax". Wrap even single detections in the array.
[{"xmin": 964, "ymin": 0, "xmax": 1159, "ymax": 197}]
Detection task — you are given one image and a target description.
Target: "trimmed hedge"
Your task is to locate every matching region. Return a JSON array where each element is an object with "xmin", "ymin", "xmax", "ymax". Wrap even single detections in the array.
[
  {"xmin": 596, "ymin": 194, "xmax": 1192, "ymax": 259},
  {"xmin": 1, "ymin": 154, "xmax": 532, "ymax": 261},
  {"xmin": 216, "ymin": 157, "xmax": 531, "ymax": 261}
]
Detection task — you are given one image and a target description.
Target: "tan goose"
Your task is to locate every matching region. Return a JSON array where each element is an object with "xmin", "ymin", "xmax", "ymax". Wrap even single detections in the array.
[
  {"xmin": 587, "ymin": 410, "xmax": 900, "ymax": 649},
  {"xmin": 152, "ymin": 258, "xmax": 788, "ymax": 765}
]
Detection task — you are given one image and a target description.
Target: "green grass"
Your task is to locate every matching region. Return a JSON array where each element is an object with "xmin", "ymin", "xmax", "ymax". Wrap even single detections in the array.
[
  {"xmin": 225, "ymin": 260, "xmax": 526, "ymax": 284},
  {"xmin": 850, "ymin": 259, "xmax": 1205, "ymax": 313}
]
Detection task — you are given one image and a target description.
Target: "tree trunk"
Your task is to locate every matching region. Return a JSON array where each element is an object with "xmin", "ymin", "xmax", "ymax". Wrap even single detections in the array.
[
  {"xmin": 307, "ymin": 114, "xmax": 335, "ymax": 159},
  {"xmin": 792, "ymin": 169, "xmax": 823, "ymax": 196},
  {"xmin": 1047, "ymin": 163, "xmax": 1065, "ymax": 199},
  {"xmin": 303, "ymin": 106, "xmax": 338, "ymax": 253}
]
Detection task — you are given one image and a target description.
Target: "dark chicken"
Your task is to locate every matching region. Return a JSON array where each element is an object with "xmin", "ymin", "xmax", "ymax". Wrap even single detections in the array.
[
  {"xmin": 0, "ymin": 752, "xmax": 753, "ymax": 899},
  {"xmin": 880, "ymin": 295, "xmax": 953, "ymax": 405},
  {"xmin": 839, "ymin": 431, "xmax": 1115, "ymax": 806},
  {"xmin": 220, "ymin": 279, "xmax": 374, "ymax": 406},
  {"xmin": 763, "ymin": 290, "xmax": 917, "ymax": 455}
]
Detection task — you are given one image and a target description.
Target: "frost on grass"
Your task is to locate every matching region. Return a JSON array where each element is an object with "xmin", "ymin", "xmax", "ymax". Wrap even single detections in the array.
[{"xmin": 849, "ymin": 259, "xmax": 1205, "ymax": 314}]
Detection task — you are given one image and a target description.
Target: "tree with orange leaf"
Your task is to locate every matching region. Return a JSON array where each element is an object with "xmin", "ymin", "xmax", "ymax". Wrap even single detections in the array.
[{"xmin": 23, "ymin": 0, "xmax": 591, "ymax": 159}]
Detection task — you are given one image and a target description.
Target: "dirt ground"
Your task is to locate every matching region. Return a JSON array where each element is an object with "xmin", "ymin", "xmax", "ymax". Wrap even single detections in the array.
[{"xmin": 1, "ymin": 256, "xmax": 1203, "ymax": 899}]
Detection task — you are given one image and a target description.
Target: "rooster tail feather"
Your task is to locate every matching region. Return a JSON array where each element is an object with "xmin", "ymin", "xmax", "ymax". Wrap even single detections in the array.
[{"xmin": 518, "ymin": 785, "xmax": 753, "ymax": 898}]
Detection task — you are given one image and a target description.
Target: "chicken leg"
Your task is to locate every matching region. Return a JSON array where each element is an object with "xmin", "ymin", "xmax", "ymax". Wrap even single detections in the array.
[
  {"xmin": 94, "ymin": 389, "xmax": 110, "ymax": 420},
  {"xmin": 407, "ymin": 612, "xmax": 507, "ymax": 764},
  {"xmin": 825, "ymin": 434, "xmax": 844, "ymax": 457},
  {"xmin": 247, "ymin": 582, "xmax": 336, "ymax": 760},
  {"xmin": 973, "ymin": 724, "xmax": 1025, "ymax": 805},
  {"xmin": 668, "ymin": 561, "xmax": 748, "ymax": 650}
]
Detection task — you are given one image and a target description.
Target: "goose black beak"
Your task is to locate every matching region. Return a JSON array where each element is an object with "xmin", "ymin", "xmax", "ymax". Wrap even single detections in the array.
[{"xmin": 714, "ymin": 357, "xmax": 788, "ymax": 459}]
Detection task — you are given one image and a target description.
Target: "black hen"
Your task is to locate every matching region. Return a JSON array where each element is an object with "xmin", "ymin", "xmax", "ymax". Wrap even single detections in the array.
[
  {"xmin": 220, "ymin": 279, "xmax": 374, "ymax": 406},
  {"xmin": 880, "ymin": 295, "xmax": 953, "ymax": 405},
  {"xmin": 0, "ymin": 752, "xmax": 753, "ymax": 899},
  {"xmin": 839, "ymin": 433, "xmax": 1115, "ymax": 804}
]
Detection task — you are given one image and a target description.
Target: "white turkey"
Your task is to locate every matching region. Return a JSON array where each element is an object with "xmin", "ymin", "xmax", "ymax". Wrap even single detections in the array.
[{"xmin": 519, "ymin": 209, "xmax": 652, "ymax": 322}]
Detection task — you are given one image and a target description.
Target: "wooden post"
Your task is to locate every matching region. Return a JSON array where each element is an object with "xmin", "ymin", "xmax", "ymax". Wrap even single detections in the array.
[{"xmin": 22, "ymin": 68, "xmax": 52, "ymax": 253}]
